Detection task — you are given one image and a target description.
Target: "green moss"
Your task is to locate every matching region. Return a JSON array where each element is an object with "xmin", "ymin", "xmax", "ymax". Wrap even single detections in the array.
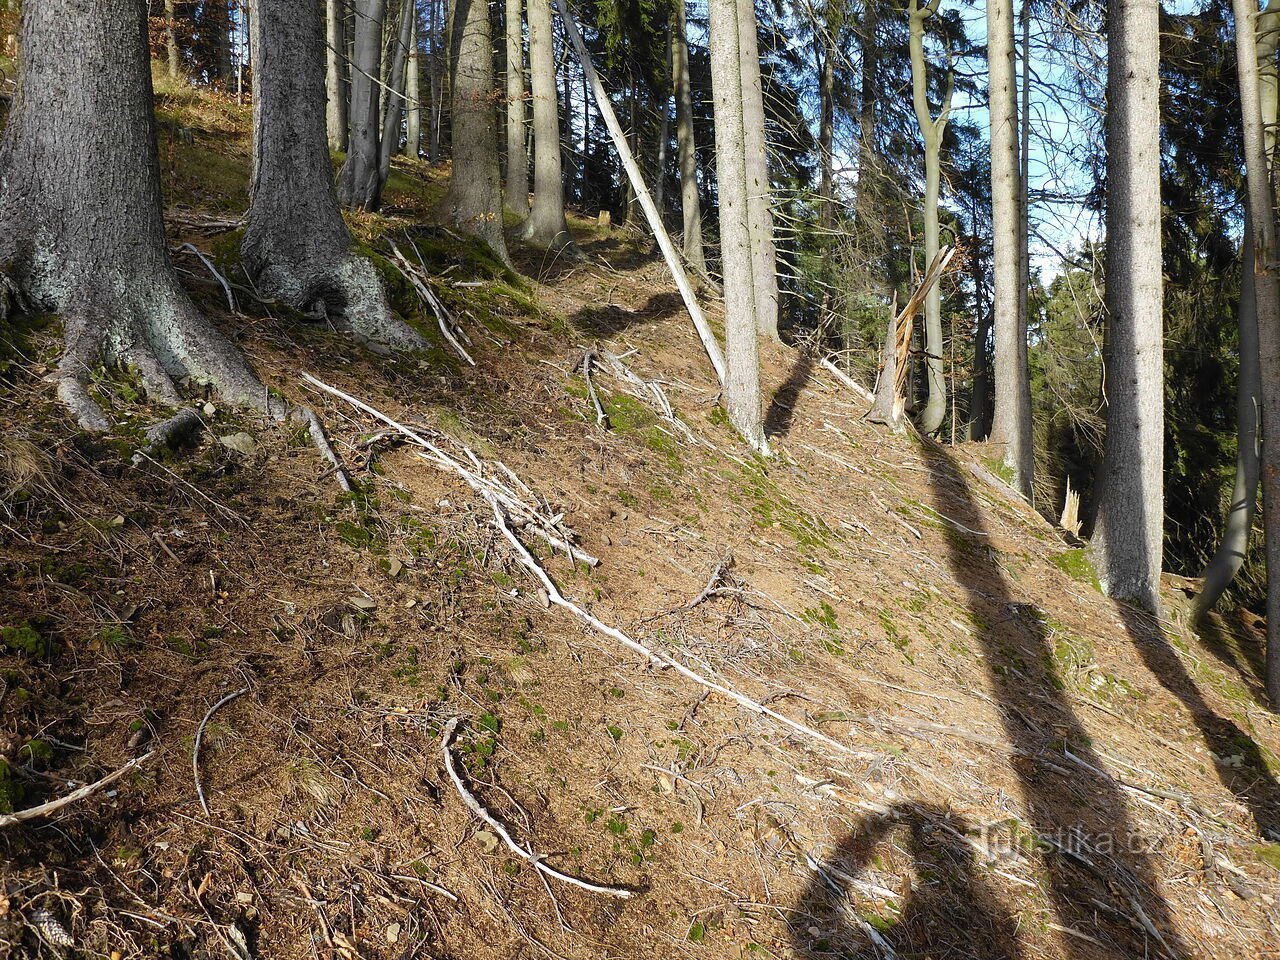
[
  {"xmin": 1052, "ymin": 549, "xmax": 1102, "ymax": 591},
  {"xmin": 0, "ymin": 758, "xmax": 22, "ymax": 814},
  {"xmin": 18, "ymin": 738, "xmax": 54, "ymax": 768},
  {"xmin": 1255, "ymin": 843, "xmax": 1280, "ymax": 871},
  {"xmin": 0, "ymin": 623, "xmax": 46, "ymax": 657}
]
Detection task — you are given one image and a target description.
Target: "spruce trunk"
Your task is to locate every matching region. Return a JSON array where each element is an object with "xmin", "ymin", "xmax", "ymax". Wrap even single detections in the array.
[{"xmin": 518, "ymin": 0, "xmax": 573, "ymax": 249}]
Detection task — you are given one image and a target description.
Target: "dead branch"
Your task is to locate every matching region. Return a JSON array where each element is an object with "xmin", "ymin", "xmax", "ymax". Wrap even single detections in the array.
[
  {"xmin": 295, "ymin": 406, "xmax": 353, "ymax": 492},
  {"xmin": 386, "ymin": 239, "xmax": 475, "ymax": 366},
  {"xmin": 174, "ymin": 242, "xmax": 238, "ymax": 312},
  {"xmin": 194, "ymin": 687, "xmax": 250, "ymax": 816},
  {"xmin": 0, "ymin": 751, "xmax": 155, "ymax": 829},
  {"xmin": 580, "ymin": 350, "xmax": 609, "ymax": 428}
]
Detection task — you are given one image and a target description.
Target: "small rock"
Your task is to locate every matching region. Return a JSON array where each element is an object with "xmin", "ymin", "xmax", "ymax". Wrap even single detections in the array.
[
  {"xmin": 218, "ymin": 432, "xmax": 257, "ymax": 457},
  {"xmin": 348, "ymin": 595, "xmax": 377, "ymax": 611},
  {"xmin": 475, "ymin": 829, "xmax": 500, "ymax": 853},
  {"xmin": 386, "ymin": 922, "xmax": 401, "ymax": 944},
  {"xmin": 601, "ymin": 533, "xmax": 612, "ymax": 546},
  {"xmin": 202, "ymin": 402, "xmax": 217, "ymax": 417},
  {"xmin": 387, "ymin": 558, "xmax": 403, "ymax": 578}
]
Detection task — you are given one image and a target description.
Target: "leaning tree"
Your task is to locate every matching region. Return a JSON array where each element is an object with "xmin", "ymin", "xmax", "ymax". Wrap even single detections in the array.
[{"xmin": 0, "ymin": 0, "xmax": 261, "ymax": 429}]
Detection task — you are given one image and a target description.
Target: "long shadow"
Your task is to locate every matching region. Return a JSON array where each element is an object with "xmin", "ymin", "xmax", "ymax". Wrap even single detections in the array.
[
  {"xmin": 791, "ymin": 804, "xmax": 1024, "ymax": 959},
  {"xmin": 909, "ymin": 443, "xmax": 1190, "ymax": 958},
  {"xmin": 1115, "ymin": 603, "xmax": 1279, "ymax": 839},
  {"xmin": 764, "ymin": 349, "xmax": 815, "ymax": 440},
  {"xmin": 1192, "ymin": 609, "xmax": 1268, "ymax": 703},
  {"xmin": 568, "ymin": 290, "xmax": 684, "ymax": 338}
]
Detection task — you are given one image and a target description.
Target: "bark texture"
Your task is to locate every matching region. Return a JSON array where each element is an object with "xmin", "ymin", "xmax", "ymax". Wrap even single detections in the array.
[
  {"xmin": 165, "ymin": 0, "xmax": 180, "ymax": 77},
  {"xmin": 986, "ymin": 0, "xmax": 1032, "ymax": 493},
  {"xmin": 518, "ymin": 0, "xmax": 574, "ymax": 250},
  {"xmin": 735, "ymin": 0, "xmax": 778, "ymax": 340},
  {"xmin": 672, "ymin": 0, "xmax": 705, "ymax": 273},
  {"xmin": 404, "ymin": 10, "xmax": 421, "ymax": 157},
  {"xmin": 504, "ymin": 0, "xmax": 530, "ymax": 216},
  {"xmin": 337, "ymin": 0, "xmax": 384, "ymax": 209},
  {"xmin": 378, "ymin": 0, "xmax": 415, "ymax": 183},
  {"xmin": 441, "ymin": 0, "xmax": 510, "ymax": 261},
  {"xmin": 244, "ymin": 0, "xmax": 424, "ymax": 350},
  {"xmin": 0, "ymin": 0, "xmax": 260, "ymax": 429},
  {"xmin": 1089, "ymin": 0, "xmax": 1164, "ymax": 610},
  {"xmin": 326, "ymin": 0, "xmax": 348, "ymax": 151}
]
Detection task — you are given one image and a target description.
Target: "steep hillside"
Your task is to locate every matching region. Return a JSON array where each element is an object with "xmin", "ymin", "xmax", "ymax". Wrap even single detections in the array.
[{"xmin": 0, "ymin": 80, "xmax": 1277, "ymax": 960}]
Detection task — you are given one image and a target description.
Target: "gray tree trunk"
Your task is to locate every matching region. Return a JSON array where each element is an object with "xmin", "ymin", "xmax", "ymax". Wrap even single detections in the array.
[
  {"xmin": 818, "ymin": 40, "xmax": 834, "ymax": 231},
  {"xmin": 244, "ymin": 0, "xmax": 423, "ymax": 351},
  {"xmin": 0, "ymin": 0, "xmax": 260, "ymax": 429},
  {"xmin": 326, "ymin": 0, "xmax": 348, "ymax": 152},
  {"xmin": 708, "ymin": 0, "xmax": 766, "ymax": 451},
  {"xmin": 337, "ymin": 0, "xmax": 384, "ymax": 209},
  {"xmin": 378, "ymin": 0, "xmax": 414, "ymax": 183},
  {"xmin": 165, "ymin": 0, "xmax": 181, "ymax": 77},
  {"xmin": 518, "ymin": 0, "xmax": 573, "ymax": 249},
  {"xmin": 442, "ymin": 0, "xmax": 510, "ymax": 261},
  {"xmin": 672, "ymin": 0, "xmax": 705, "ymax": 274},
  {"xmin": 1088, "ymin": 0, "xmax": 1164, "ymax": 610},
  {"xmin": 504, "ymin": 0, "xmax": 530, "ymax": 216},
  {"xmin": 404, "ymin": 10, "xmax": 421, "ymax": 157},
  {"xmin": 986, "ymin": 0, "xmax": 1032, "ymax": 494},
  {"xmin": 736, "ymin": 0, "xmax": 778, "ymax": 340},
  {"xmin": 909, "ymin": 0, "xmax": 951, "ymax": 435},
  {"xmin": 428, "ymin": 0, "xmax": 444, "ymax": 160},
  {"xmin": 1231, "ymin": 0, "xmax": 1280, "ymax": 702}
]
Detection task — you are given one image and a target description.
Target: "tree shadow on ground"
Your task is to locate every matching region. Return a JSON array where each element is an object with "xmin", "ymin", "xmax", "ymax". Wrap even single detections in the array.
[
  {"xmin": 790, "ymin": 804, "xmax": 1025, "ymax": 960},
  {"xmin": 764, "ymin": 349, "xmax": 815, "ymax": 440},
  {"xmin": 509, "ymin": 232, "xmax": 666, "ymax": 284},
  {"xmin": 1191, "ymin": 609, "xmax": 1269, "ymax": 707},
  {"xmin": 568, "ymin": 291, "xmax": 684, "ymax": 338}
]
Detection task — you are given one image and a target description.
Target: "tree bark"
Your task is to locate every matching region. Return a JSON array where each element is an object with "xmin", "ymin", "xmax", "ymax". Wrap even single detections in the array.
[
  {"xmin": 1088, "ymin": 0, "xmax": 1164, "ymax": 610},
  {"xmin": 326, "ymin": 0, "xmax": 348, "ymax": 152},
  {"xmin": 708, "ymin": 0, "xmax": 767, "ymax": 451},
  {"xmin": 986, "ymin": 0, "xmax": 1032, "ymax": 493},
  {"xmin": 909, "ymin": 0, "xmax": 951, "ymax": 435},
  {"xmin": 337, "ymin": 0, "xmax": 383, "ymax": 210},
  {"xmin": 404, "ymin": 9, "xmax": 421, "ymax": 157},
  {"xmin": 378, "ymin": 0, "xmax": 414, "ymax": 183},
  {"xmin": 517, "ymin": 0, "xmax": 573, "ymax": 249},
  {"xmin": 736, "ymin": 0, "xmax": 778, "ymax": 340},
  {"xmin": 428, "ymin": 0, "xmax": 444, "ymax": 160},
  {"xmin": 244, "ymin": 0, "xmax": 423, "ymax": 351},
  {"xmin": 0, "ymin": 0, "xmax": 261, "ymax": 428},
  {"xmin": 504, "ymin": 0, "xmax": 530, "ymax": 215},
  {"xmin": 165, "ymin": 0, "xmax": 181, "ymax": 77},
  {"xmin": 818, "ymin": 35, "xmax": 834, "ymax": 231},
  {"xmin": 441, "ymin": 0, "xmax": 510, "ymax": 261},
  {"xmin": 1231, "ymin": 0, "xmax": 1280, "ymax": 702},
  {"xmin": 672, "ymin": 0, "xmax": 705, "ymax": 274}
]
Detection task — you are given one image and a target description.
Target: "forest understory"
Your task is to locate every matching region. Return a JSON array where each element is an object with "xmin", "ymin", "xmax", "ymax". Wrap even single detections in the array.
[{"xmin": 0, "ymin": 79, "xmax": 1278, "ymax": 960}]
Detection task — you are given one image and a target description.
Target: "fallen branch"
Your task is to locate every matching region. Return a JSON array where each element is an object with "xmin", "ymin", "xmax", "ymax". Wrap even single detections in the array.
[
  {"xmin": 295, "ymin": 407, "xmax": 352, "ymax": 493},
  {"xmin": 194, "ymin": 687, "xmax": 250, "ymax": 816},
  {"xmin": 580, "ymin": 350, "xmax": 609, "ymax": 428},
  {"xmin": 386, "ymin": 239, "xmax": 476, "ymax": 366},
  {"xmin": 819, "ymin": 358, "xmax": 875, "ymax": 405},
  {"xmin": 441, "ymin": 717, "xmax": 634, "ymax": 898},
  {"xmin": 0, "ymin": 752, "xmax": 155, "ymax": 829},
  {"xmin": 596, "ymin": 349, "xmax": 694, "ymax": 441}
]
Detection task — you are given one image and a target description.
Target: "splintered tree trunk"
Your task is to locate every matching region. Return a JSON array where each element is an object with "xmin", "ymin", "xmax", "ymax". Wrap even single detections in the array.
[
  {"xmin": 337, "ymin": 0, "xmax": 384, "ymax": 209},
  {"xmin": 1089, "ymin": 0, "xmax": 1164, "ymax": 610},
  {"xmin": 736, "ymin": 0, "xmax": 778, "ymax": 340},
  {"xmin": 1232, "ymin": 0, "xmax": 1280, "ymax": 702},
  {"xmin": 672, "ymin": 0, "xmax": 705, "ymax": 274},
  {"xmin": 442, "ymin": 0, "xmax": 510, "ymax": 261},
  {"xmin": 326, "ymin": 0, "xmax": 348, "ymax": 152},
  {"xmin": 378, "ymin": 0, "xmax": 415, "ymax": 183},
  {"xmin": 708, "ymin": 0, "xmax": 767, "ymax": 451},
  {"xmin": 404, "ymin": 11, "xmax": 421, "ymax": 157},
  {"xmin": 0, "ymin": 0, "xmax": 260, "ymax": 428},
  {"xmin": 986, "ymin": 0, "xmax": 1032, "ymax": 492},
  {"xmin": 244, "ymin": 0, "xmax": 423, "ymax": 351},
  {"xmin": 504, "ymin": 0, "xmax": 530, "ymax": 216},
  {"xmin": 518, "ymin": 0, "xmax": 573, "ymax": 249}
]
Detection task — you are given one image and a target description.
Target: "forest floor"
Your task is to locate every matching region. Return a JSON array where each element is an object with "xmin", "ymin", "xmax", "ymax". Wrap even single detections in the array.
[{"xmin": 0, "ymin": 76, "xmax": 1278, "ymax": 960}]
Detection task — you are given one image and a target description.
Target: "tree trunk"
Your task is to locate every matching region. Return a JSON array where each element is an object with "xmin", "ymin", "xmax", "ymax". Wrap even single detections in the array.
[
  {"xmin": 708, "ymin": 0, "xmax": 767, "ymax": 451},
  {"xmin": 986, "ymin": 0, "xmax": 1033, "ymax": 492},
  {"xmin": 326, "ymin": 0, "xmax": 348, "ymax": 152},
  {"xmin": 909, "ymin": 0, "xmax": 950, "ymax": 435},
  {"xmin": 672, "ymin": 0, "xmax": 705, "ymax": 274},
  {"xmin": 1231, "ymin": 0, "xmax": 1280, "ymax": 702},
  {"xmin": 518, "ymin": 0, "xmax": 573, "ymax": 249},
  {"xmin": 428, "ymin": 0, "xmax": 444, "ymax": 160},
  {"xmin": 378, "ymin": 0, "xmax": 414, "ymax": 183},
  {"xmin": 736, "ymin": 0, "xmax": 778, "ymax": 340},
  {"xmin": 0, "ymin": 0, "xmax": 260, "ymax": 428},
  {"xmin": 853, "ymin": 1, "xmax": 881, "ymax": 261},
  {"xmin": 442, "ymin": 0, "xmax": 510, "ymax": 261},
  {"xmin": 404, "ymin": 10, "xmax": 421, "ymax": 157},
  {"xmin": 818, "ymin": 38, "xmax": 834, "ymax": 231},
  {"xmin": 165, "ymin": 0, "xmax": 181, "ymax": 77},
  {"xmin": 504, "ymin": 0, "xmax": 530, "ymax": 215},
  {"xmin": 337, "ymin": 0, "xmax": 383, "ymax": 210},
  {"xmin": 969, "ymin": 222, "xmax": 992, "ymax": 440},
  {"xmin": 244, "ymin": 0, "xmax": 423, "ymax": 351},
  {"xmin": 1088, "ymin": 0, "xmax": 1164, "ymax": 610}
]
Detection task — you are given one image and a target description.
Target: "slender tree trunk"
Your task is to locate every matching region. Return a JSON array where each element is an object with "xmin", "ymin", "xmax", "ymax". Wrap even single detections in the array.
[
  {"xmin": 854, "ymin": 1, "xmax": 881, "ymax": 260},
  {"xmin": 244, "ymin": 0, "xmax": 422, "ymax": 351},
  {"xmin": 165, "ymin": 0, "xmax": 180, "ymax": 77},
  {"xmin": 818, "ymin": 40, "xmax": 834, "ymax": 231},
  {"xmin": 378, "ymin": 0, "xmax": 414, "ymax": 183},
  {"xmin": 708, "ymin": 0, "xmax": 767, "ymax": 451},
  {"xmin": 655, "ymin": 77, "xmax": 670, "ymax": 212},
  {"xmin": 672, "ymin": 0, "xmax": 705, "ymax": 273},
  {"xmin": 987, "ymin": 0, "xmax": 1033, "ymax": 492},
  {"xmin": 518, "ymin": 0, "xmax": 573, "ymax": 249},
  {"xmin": 736, "ymin": 0, "xmax": 778, "ymax": 340},
  {"xmin": 337, "ymin": 0, "xmax": 383, "ymax": 209},
  {"xmin": 404, "ymin": 10, "xmax": 421, "ymax": 157},
  {"xmin": 969, "ymin": 223, "xmax": 992, "ymax": 440},
  {"xmin": 909, "ymin": 0, "xmax": 951, "ymax": 435},
  {"xmin": 0, "ymin": 0, "xmax": 260, "ymax": 428},
  {"xmin": 1231, "ymin": 0, "xmax": 1280, "ymax": 702},
  {"xmin": 428, "ymin": 0, "xmax": 444, "ymax": 160},
  {"xmin": 217, "ymin": 0, "xmax": 235, "ymax": 86},
  {"xmin": 442, "ymin": 0, "xmax": 509, "ymax": 261},
  {"xmin": 504, "ymin": 0, "xmax": 530, "ymax": 215},
  {"xmin": 1089, "ymin": 0, "xmax": 1164, "ymax": 610},
  {"xmin": 326, "ymin": 0, "xmax": 348, "ymax": 152}
]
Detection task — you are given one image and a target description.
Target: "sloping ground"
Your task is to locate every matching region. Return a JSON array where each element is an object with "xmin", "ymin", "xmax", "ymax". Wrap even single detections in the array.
[{"xmin": 0, "ymin": 82, "xmax": 1278, "ymax": 960}]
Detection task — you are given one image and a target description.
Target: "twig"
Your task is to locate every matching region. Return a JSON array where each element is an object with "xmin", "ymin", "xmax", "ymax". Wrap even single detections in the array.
[
  {"xmin": 0, "ymin": 752, "xmax": 155, "ymax": 828},
  {"xmin": 681, "ymin": 554, "xmax": 735, "ymax": 611},
  {"xmin": 194, "ymin": 687, "xmax": 250, "ymax": 816},
  {"xmin": 296, "ymin": 407, "xmax": 352, "ymax": 492},
  {"xmin": 174, "ymin": 242, "xmax": 238, "ymax": 312},
  {"xmin": 818, "ymin": 358, "xmax": 876, "ymax": 405},
  {"xmin": 441, "ymin": 717, "xmax": 633, "ymax": 898},
  {"xmin": 386, "ymin": 239, "xmax": 476, "ymax": 366},
  {"xmin": 580, "ymin": 351, "xmax": 609, "ymax": 428}
]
